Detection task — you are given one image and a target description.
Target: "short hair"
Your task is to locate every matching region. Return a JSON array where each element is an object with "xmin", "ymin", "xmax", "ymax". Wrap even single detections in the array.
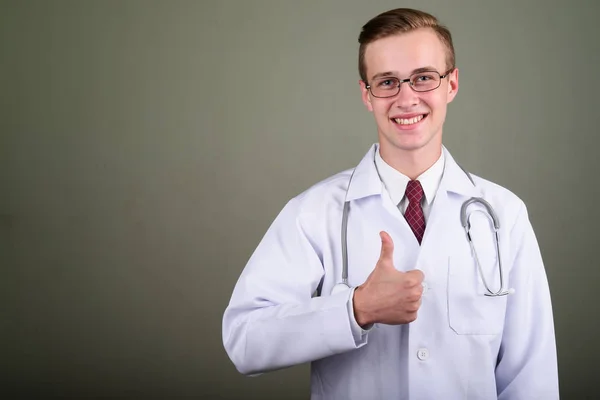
[{"xmin": 358, "ymin": 8, "xmax": 455, "ymax": 82}]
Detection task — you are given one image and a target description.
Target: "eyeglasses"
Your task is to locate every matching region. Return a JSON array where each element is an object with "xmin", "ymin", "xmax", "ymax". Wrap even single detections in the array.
[{"xmin": 365, "ymin": 68, "xmax": 454, "ymax": 98}]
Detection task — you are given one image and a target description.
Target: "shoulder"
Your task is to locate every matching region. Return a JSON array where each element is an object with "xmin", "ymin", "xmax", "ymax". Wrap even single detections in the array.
[
  {"xmin": 468, "ymin": 172, "xmax": 529, "ymax": 227},
  {"xmin": 267, "ymin": 168, "xmax": 353, "ymax": 242},
  {"xmin": 290, "ymin": 168, "xmax": 353, "ymax": 213},
  {"xmin": 471, "ymin": 173, "xmax": 522, "ymax": 202}
]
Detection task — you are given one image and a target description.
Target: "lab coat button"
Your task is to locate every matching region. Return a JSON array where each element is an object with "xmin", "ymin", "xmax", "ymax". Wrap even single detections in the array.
[
  {"xmin": 417, "ymin": 348, "xmax": 429, "ymax": 361},
  {"xmin": 421, "ymin": 282, "xmax": 429, "ymax": 294}
]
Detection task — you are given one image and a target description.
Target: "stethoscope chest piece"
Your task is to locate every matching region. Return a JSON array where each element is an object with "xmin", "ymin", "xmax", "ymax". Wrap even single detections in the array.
[{"xmin": 330, "ymin": 282, "xmax": 350, "ymax": 295}]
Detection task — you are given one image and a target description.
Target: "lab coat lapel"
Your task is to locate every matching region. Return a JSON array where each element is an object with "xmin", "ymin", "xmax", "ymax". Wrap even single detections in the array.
[
  {"xmin": 345, "ymin": 144, "xmax": 483, "ymax": 273},
  {"xmin": 345, "ymin": 144, "xmax": 422, "ymax": 270},
  {"xmin": 419, "ymin": 147, "xmax": 482, "ymax": 265}
]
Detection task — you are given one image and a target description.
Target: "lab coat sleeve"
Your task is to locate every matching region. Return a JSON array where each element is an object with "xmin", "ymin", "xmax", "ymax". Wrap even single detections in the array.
[
  {"xmin": 495, "ymin": 202, "xmax": 559, "ymax": 399},
  {"xmin": 222, "ymin": 198, "xmax": 368, "ymax": 376}
]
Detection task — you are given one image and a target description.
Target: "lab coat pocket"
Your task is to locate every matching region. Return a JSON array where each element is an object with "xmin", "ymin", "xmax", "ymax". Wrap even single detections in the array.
[{"xmin": 447, "ymin": 254, "xmax": 508, "ymax": 335}]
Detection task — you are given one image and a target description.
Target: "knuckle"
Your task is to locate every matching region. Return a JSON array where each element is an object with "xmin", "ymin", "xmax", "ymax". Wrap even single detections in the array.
[
  {"xmin": 409, "ymin": 270, "xmax": 424, "ymax": 281},
  {"xmin": 403, "ymin": 271, "xmax": 424, "ymax": 289},
  {"xmin": 415, "ymin": 274, "xmax": 425, "ymax": 284},
  {"xmin": 416, "ymin": 285, "xmax": 424, "ymax": 296},
  {"xmin": 407, "ymin": 292, "xmax": 421, "ymax": 302},
  {"xmin": 403, "ymin": 277, "xmax": 416, "ymax": 288}
]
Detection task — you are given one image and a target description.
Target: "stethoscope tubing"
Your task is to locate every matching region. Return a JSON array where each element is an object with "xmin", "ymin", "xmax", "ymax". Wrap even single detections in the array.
[{"xmin": 334, "ymin": 168, "xmax": 512, "ymax": 297}]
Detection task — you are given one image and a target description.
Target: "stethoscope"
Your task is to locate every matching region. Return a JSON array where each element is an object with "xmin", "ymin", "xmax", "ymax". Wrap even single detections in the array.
[{"xmin": 331, "ymin": 167, "xmax": 514, "ymax": 297}]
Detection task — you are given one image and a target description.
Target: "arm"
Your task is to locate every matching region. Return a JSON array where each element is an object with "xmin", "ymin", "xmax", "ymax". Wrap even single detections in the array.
[
  {"xmin": 222, "ymin": 198, "xmax": 367, "ymax": 375},
  {"xmin": 496, "ymin": 202, "xmax": 559, "ymax": 399}
]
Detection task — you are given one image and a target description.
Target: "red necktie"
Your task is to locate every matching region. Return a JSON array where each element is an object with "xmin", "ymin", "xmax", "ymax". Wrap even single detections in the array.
[{"xmin": 404, "ymin": 180, "xmax": 425, "ymax": 244}]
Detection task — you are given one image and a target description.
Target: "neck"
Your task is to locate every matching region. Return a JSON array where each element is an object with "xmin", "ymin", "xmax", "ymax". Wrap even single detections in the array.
[{"xmin": 379, "ymin": 144, "xmax": 442, "ymax": 180}]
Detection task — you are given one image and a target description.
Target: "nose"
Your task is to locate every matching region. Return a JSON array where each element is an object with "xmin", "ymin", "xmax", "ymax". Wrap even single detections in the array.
[{"xmin": 393, "ymin": 83, "xmax": 420, "ymax": 108}]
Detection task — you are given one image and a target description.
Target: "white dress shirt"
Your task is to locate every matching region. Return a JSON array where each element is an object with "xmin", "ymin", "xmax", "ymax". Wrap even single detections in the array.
[{"xmin": 375, "ymin": 147, "xmax": 445, "ymax": 221}]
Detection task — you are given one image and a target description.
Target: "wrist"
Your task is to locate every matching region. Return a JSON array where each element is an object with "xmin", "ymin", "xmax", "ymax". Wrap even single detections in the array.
[{"xmin": 353, "ymin": 286, "xmax": 373, "ymax": 327}]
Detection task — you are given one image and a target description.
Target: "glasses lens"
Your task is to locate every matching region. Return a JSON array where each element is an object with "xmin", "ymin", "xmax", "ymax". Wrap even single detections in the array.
[
  {"xmin": 410, "ymin": 72, "xmax": 441, "ymax": 92},
  {"xmin": 370, "ymin": 77, "xmax": 400, "ymax": 98},
  {"xmin": 369, "ymin": 71, "xmax": 444, "ymax": 97}
]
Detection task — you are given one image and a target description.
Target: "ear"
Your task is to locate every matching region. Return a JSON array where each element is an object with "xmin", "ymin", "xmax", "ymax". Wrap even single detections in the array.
[
  {"xmin": 446, "ymin": 67, "xmax": 459, "ymax": 104},
  {"xmin": 359, "ymin": 80, "xmax": 374, "ymax": 112}
]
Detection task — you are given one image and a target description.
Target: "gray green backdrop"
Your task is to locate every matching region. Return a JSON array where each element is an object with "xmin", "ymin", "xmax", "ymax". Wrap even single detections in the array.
[{"xmin": 2, "ymin": 0, "xmax": 599, "ymax": 398}]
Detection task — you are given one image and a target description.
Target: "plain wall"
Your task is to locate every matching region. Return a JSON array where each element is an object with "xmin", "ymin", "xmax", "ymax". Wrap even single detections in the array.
[{"xmin": 2, "ymin": 0, "xmax": 599, "ymax": 398}]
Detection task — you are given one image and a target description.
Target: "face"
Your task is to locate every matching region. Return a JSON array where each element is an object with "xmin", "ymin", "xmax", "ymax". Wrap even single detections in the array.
[{"xmin": 360, "ymin": 28, "xmax": 459, "ymax": 160}]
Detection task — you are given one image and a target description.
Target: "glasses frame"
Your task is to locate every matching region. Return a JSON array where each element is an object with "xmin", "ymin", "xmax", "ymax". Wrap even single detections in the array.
[{"xmin": 365, "ymin": 68, "xmax": 455, "ymax": 98}]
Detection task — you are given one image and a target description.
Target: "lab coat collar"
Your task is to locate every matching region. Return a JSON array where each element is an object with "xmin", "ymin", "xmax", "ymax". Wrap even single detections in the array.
[
  {"xmin": 344, "ymin": 144, "xmax": 382, "ymax": 202},
  {"xmin": 345, "ymin": 144, "xmax": 480, "ymax": 202},
  {"xmin": 439, "ymin": 146, "xmax": 482, "ymax": 198}
]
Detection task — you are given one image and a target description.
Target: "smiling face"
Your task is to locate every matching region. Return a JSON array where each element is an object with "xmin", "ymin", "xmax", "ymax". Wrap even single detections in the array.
[{"xmin": 360, "ymin": 28, "xmax": 459, "ymax": 164}]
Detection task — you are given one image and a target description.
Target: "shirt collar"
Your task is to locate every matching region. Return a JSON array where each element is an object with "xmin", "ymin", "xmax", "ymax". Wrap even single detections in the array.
[
  {"xmin": 374, "ymin": 146, "xmax": 445, "ymax": 206},
  {"xmin": 345, "ymin": 143, "xmax": 480, "ymax": 202}
]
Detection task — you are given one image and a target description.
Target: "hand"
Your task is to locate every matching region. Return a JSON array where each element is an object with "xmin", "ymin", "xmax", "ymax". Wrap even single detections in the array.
[{"xmin": 353, "ymin": 231, "xmax": 424, "ymax": 326}]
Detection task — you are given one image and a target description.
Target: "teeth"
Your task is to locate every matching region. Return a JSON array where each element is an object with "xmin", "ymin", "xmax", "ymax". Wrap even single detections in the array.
[{"xmin": 394, "ymin": 115, "xmax": 424, "ymax": 125}]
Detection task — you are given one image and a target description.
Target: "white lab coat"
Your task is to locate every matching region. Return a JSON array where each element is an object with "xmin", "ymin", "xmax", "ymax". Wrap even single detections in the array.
[{"xmin": 222, "ymin": 144, "xmax": 559, "ymax": 400}]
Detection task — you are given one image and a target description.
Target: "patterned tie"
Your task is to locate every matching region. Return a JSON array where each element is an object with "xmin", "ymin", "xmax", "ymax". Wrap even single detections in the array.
[{"xmin": 404, "ymin": 180, "xmax": 425, "ymax": 244}]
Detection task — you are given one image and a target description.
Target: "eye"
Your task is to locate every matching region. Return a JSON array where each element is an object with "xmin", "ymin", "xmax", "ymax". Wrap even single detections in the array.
[
  {"xmin": 376, "ymin": 78, "xmax": 398, "ymax": 88},
  {"xmin": 415, "ymin": 74, "xmax": 435, "ymax": 82},
  {"xmin": 411, "ymin": 73, "xmax": 440, "ymax": 89}
]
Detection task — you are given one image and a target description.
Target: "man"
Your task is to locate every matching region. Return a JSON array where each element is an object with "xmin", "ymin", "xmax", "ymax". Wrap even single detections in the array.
[{"xmin": 223, "ymin": 8, "xmax": 558, "ymax": 400}]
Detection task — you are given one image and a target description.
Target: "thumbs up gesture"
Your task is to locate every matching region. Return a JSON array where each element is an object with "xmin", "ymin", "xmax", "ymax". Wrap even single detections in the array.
[{"xmin": 353, "ymin": 231, "xmax": 424, "ymax": 327}]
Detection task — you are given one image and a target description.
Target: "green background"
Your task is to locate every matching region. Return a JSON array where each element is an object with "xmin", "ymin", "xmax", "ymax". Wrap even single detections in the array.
[{"xmin": 2, "ymin": 0, "xmax": 598, "ymax": 398}]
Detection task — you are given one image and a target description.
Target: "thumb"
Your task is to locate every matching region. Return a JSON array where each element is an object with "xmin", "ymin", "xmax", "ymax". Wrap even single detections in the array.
[{"xmin": 378, "ymin": 231, "xmax": 395, "ymax": 266}]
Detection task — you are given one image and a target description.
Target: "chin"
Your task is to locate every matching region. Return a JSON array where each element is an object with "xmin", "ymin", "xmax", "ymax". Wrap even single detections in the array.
[
  {"xmin": 380, "ymin": 133, "xmax": 438, "ymax": 155},
  {"xmin": 391, "ymin": 135, "xmax": 428, "ymax": 151}
]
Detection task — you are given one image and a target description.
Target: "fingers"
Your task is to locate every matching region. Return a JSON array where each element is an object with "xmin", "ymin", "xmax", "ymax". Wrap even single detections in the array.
[
  {"xmin": 406, "ymin": 287, "xmax": 423, "ymax": 302},
  {"xmin": 404, "ymin": 271, "xmax": 425, "ymax": 305},
  {"xmin": 404, "ymin": 285, "xmax": 423, "ymax": 323},
  {"xmin": 378, "ymin": 231, "xmax": 394, "ymax": 264},
  {"xmin": 405, "ymin": 300, "xmax": 421, "ymax": 313}
]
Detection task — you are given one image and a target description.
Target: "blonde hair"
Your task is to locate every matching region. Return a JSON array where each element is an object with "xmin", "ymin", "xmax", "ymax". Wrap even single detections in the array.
[{"xmin": 358, "ymin": 8, "xmax": 455, "ymax": 82}]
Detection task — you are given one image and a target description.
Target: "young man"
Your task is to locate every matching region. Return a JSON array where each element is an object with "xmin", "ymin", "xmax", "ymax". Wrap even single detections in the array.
[{"xmin": 223, "ymin": 8, "xmax": 559, "ymax": 399}]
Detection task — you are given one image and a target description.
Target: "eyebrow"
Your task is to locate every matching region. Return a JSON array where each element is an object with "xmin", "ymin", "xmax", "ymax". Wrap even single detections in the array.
[{"xmin": 370, "ymin": 66, "xmax": 440, "ymax": 81}]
